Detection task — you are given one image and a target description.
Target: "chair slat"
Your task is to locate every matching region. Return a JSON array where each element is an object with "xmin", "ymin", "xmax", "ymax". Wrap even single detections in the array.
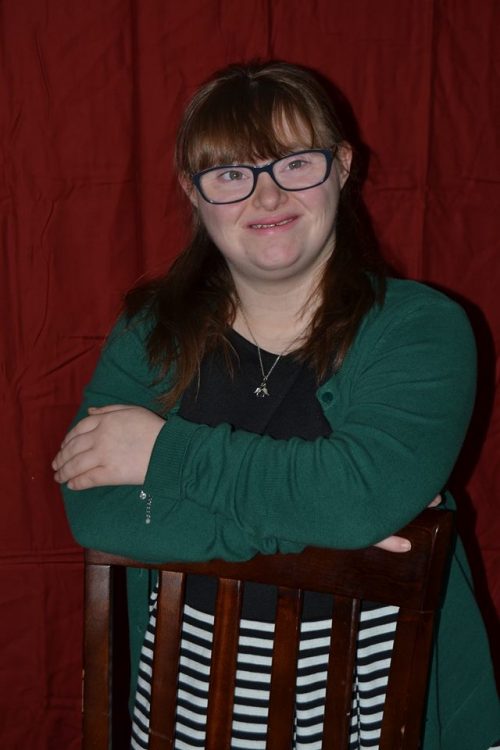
[
  {"xmin": 400, "ymin": 611, "xmax": 434, "ymax": 748},
  {"xmin": 83, "ymin": 563, "xmax": 112, "ymax": 750},
  {"xmin": 266, "ymin": 586, "xmax": 303, "ymax": 750},
  {"xmin": 322, "ymin": 596, "xmax": 360, "ymax": 749},
  {"xmin": 205, "ymin": 577, "xmax": 243, "ymax": 750},
  {"xmin": 380, "ymin": 609, "xmax": 434, "ymax": 749},
  {"xmin": 149, "ymin": 571, "xmax": 186, "ymax": 750}
]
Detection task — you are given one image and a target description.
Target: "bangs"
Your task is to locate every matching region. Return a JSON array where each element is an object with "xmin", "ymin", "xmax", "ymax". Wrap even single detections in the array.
[{"xmin": 179, "ymin": 79, "xmax": 333, "ymax": 174}]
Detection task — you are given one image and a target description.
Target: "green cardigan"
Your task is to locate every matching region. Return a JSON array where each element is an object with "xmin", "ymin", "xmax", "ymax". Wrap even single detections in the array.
[{"xmin": 63, "ymin": 278, "xmax": 500, "ymax": 748}]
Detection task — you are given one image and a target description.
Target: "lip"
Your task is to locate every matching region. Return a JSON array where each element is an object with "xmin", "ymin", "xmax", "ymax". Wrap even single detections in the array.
[{"xmin": 247, "ymin": 215, "xmax": 299, "ymax": 231}]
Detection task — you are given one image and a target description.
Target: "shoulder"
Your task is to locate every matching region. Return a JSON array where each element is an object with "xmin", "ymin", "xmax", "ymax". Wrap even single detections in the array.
[
  {"xmin": 88, "ymin": 310, "xmax": 170, "ymax": 404},
  {"xmin": 381, "ymin": 277, "xmax": 469, "ymax": 318},
  {"xmin": 333, "ymin": 277, "xmax": 477, "ymax": 386},
  {"xmin": 359, "ymin": 277, "xmax": 475, "ymax": 345},
  {"xmin": 105, "ymin": 310, "xmax": 155, "ymax": 351},
  {"xmin": 99, "ymin": 310, "xmax": 161, "ymax": 377}
]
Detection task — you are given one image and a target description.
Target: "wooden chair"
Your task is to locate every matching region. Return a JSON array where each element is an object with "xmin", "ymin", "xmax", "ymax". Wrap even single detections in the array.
[{"xmin": 83, "ymin": 508, "xmax": 453, "ymax": 750}]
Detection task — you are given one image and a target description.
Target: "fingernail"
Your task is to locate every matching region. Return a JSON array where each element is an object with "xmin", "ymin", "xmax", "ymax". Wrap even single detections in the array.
[{"xmin": 401, "ymin": 540, "xmax": 411, "ymax": 551}]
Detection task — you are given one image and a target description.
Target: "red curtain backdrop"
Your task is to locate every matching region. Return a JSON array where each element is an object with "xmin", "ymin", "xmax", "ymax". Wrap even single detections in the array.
[{"xmin": 1, "ymin": 1, "xmax": 499, "ymax": 747}]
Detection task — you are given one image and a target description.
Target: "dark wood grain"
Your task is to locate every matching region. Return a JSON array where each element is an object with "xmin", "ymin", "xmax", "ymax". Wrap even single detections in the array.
[
  {"xmin": 83, "ymin": 563, "xmax": 112, "ymax": 750},
  {"xmin": 205, "ymin": 577, "xmax": 243, "ymax": 750},
  {"xmin": 322, "ymin": 596, "xmax": 360, "ymax": 749},
  {"xmin": 149, "ymin": 571, "xmax": 186, "ymax": 750},
  {"xmin": 266, "ymin": 586, "xmax": 303, "ymax": 749}
]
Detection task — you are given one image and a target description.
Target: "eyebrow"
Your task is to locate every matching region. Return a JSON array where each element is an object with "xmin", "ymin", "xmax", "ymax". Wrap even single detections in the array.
[{"xmin": 220, "ymin": 147, "xmax": 314, "ymax": 168}]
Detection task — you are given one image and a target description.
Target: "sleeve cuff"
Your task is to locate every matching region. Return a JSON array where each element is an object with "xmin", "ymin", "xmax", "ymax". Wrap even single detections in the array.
[{"xmin": 142, "ymin": 414, "xmax": 203, "ymax": 510}]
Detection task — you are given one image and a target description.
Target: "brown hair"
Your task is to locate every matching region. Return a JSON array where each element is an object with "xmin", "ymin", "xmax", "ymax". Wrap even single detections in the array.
[{"xmin": 126, "ymin": 61, "xmax": 386, "ymax": 409}]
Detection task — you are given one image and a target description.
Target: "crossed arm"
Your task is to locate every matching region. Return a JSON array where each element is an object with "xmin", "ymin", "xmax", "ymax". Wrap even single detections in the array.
[{"xmin": 53, "ymin": 403, "xmax": 441, "ymax": 554}]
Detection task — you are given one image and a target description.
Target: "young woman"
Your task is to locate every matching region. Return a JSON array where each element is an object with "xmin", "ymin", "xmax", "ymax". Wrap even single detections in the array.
[{"xmin": 53, "ymin": 61, "xmax": 500, "ymax": 749}]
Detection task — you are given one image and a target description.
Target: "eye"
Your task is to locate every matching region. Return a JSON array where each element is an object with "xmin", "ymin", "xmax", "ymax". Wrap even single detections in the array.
[
  {"xmin": 218, "ymin": 168, "xmax": 247, "ymax": 182},
  {"xmin": 286, "ymin": 158, "xmax": 308, "ymax": 171}
]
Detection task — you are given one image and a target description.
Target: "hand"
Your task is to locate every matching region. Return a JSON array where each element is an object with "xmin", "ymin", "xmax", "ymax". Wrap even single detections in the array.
[
  {"xmin": 52, "ymin": 405, "xmax": 165, "ymax": 490},
  {"xmin": 373, "ymin": 494, "xmax": 442, "ymax": 552}
]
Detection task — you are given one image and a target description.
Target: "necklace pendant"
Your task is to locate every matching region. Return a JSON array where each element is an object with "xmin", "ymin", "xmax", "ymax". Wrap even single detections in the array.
[{"xmin": 254, "ymin": 381, "xmax": 269, "ymax": 398}]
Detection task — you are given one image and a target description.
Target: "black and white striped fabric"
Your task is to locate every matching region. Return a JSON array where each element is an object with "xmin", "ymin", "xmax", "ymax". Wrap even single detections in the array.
[
  {"xmin": 130, "ymin": 588, "xmax": 500, "ymax": 750},
  {"xmin": 131, "ymin": 587, "xmax": 399, "ymax": 750}
]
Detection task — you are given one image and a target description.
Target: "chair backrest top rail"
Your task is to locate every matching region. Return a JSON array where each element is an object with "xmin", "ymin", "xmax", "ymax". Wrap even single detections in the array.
[{"xmin": 85, "ymin": 510, "xmax": 453, "ymax": 612}]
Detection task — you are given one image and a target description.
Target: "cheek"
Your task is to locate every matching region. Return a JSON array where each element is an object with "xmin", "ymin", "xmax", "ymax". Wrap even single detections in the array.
[
  {"xmin": 320, "ymin": 185, "xmax": 341, "ymax": 222},
  {"xmin": 198, "ymin": 204, "xmax": 240, "ymax": 239},
  {"xmin": 308, "ymin": 193, "xmax": 338, "ymax": 229}
]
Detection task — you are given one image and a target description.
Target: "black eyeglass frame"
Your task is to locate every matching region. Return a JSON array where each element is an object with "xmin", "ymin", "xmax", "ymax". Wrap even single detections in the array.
[{"xmin": 191, "ymin": 146, "xmax": 339, "ymax": 205}]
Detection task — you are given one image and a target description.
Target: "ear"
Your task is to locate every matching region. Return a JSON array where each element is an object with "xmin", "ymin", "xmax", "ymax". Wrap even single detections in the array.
[
  {"xmin": 179, "ymin": 173, "xmax": 198, "ymax": 207},
  {"xmin": 335, "ymin": 143, "xmax": 353, "ymax": 189}
]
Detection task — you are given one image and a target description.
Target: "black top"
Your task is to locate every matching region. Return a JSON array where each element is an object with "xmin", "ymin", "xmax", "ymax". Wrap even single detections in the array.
[
  {"xmin": 180, "ymin": 330, "xmax": 332, "ymax": 440},
  {"xmin": 179, "ymin": 329, "xmax": 333, "ymax": 620}
]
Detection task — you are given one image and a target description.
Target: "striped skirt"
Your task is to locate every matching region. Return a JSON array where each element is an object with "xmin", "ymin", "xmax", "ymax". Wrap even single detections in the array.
[{"xmin": 131, "ymin": 583, "xmax": 400, "ymax": 750}]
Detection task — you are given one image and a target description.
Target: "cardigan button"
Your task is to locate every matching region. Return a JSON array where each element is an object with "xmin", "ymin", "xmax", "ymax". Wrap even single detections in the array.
[{"xmin": 320, "ymin": 391, "xmax": 334, "ymax": 404}]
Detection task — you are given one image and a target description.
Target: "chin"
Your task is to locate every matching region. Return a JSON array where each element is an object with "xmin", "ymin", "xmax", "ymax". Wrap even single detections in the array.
[{"xmin": 256, "ymin": 249, "xmax": 303, "ymax": 271}]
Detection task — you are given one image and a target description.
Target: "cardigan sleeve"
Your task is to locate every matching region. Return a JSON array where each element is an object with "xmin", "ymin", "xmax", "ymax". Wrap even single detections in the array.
[
  {"xmin": 141, "ymin": 289, "xmax": 477, "ymax": 551},
  {"xmin": 61, "ymin": 316, "xmax": 272, "ymax": 563}
]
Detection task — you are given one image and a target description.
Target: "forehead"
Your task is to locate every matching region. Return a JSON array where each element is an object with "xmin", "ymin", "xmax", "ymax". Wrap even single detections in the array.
[
  {"xmin": 230, "ymin": 121, "xmax": 317, "ymax": 166},
  {"xmin": 187, "ymin": 108, "xmax": 327, "ymax": 172}
]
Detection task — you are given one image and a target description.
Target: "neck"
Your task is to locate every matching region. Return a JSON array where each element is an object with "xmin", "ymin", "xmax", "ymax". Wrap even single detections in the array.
[{"xmin": 233, "ymin": 276, "xmax": 321, "ymax": 354}]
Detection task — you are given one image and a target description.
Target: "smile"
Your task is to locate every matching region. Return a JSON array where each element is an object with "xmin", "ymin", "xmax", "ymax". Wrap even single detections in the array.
[{"xmin": 250, "ymin": 217, "xmax": 296, "ymax": 229}]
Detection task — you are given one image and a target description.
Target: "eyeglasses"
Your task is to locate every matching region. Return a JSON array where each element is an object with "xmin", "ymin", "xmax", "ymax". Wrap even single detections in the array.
[{"xmin": 191, "ymin": 147, "xmax": 338, "ymax": 205}]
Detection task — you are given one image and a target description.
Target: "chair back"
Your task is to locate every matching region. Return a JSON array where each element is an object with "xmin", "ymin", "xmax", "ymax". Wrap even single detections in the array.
[{"xmin": 83, "ymin": 508, "xmax": 453, "ymax": 750}]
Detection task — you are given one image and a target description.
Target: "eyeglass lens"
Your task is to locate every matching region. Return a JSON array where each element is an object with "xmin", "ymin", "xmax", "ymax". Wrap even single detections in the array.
[{"xmin": 199, "ymin": 151, "xmax": 329, "ymax": 204}]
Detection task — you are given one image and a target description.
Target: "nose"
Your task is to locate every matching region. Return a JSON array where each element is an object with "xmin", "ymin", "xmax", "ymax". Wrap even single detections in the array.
[{"xmin": 251, "ymin": 171, "xmax": 287, "ymax": 210}]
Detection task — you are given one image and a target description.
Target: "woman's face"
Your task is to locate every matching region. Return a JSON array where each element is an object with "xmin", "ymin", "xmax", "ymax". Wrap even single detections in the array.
[{"xmin": 185, "ymin": 123, "xmax": 351, "ymax": 290}]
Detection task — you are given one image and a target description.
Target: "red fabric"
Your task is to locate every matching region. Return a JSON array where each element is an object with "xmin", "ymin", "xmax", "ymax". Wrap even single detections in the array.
[{"xmin": 1, "ymin": 1, "xmax": 498, "ymax": 746}]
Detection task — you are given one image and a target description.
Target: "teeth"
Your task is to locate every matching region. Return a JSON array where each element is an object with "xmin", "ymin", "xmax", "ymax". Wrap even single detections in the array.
[{"xmin": 252, "ymin": 218, "xmax": 292, "ymax": 229}]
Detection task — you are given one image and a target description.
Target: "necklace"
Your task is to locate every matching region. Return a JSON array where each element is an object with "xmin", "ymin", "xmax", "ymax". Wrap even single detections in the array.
[{"xmin": 238, "ymin": 305, "xmax": 289, "ymax": 398}]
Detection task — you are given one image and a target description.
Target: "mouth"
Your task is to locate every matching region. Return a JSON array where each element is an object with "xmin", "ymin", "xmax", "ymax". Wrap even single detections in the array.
[{"xmin": 249, "ymin": 216, "xmax": 297, "ymax": 230}]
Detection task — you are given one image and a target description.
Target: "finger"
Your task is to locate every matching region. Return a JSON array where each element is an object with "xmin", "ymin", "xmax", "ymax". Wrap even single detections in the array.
[
  {"xmin": 53, "ymin": 430, "xmax": 96, "ymax": 470},
  {"xmin": 54, "ymin": 449, "xmax": 101, "ymax": 484},
  {"xmin": 60, "ymin": 416, "xmax": 100, "ymax": 450},
  {"xmin": 67, "ymin": 466, "xmax": 118, "ymax": 491},
  {"xmin": 88, "ymin": 404, "xmax": 131, "ymax": 414},
  {"xmin": 374, "ymin": 535, "xmax": 411, "ymax": 553},
  {"xmin": 428, "ymin": 494, "xmax": 442, "ymax": 508}
]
